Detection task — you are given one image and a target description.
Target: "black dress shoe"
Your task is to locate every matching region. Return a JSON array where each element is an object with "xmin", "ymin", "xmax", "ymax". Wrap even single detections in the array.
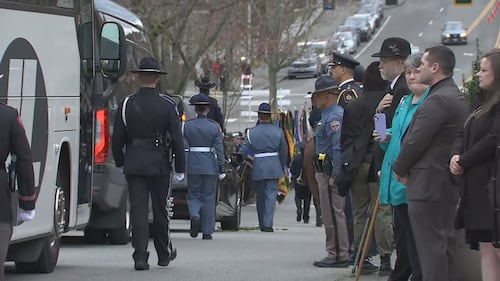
[
  {"xmin": 202, "ymin": 234, "xmax": 213, "ymax": 240},
  {"xmin": 360, "ymin": 259, "xmax": 378, "ymax": 275},
  {"xmin": 313, "ymin": 256, "xmax": 349, "ymax": 268},
  {"xmin": 158, "ymin": 248, "xmax": 177, "ymax": 267},
  {"xmin": 296, "ymin": 208, "xmax": 302, "ymax": 222},
  {"xmin": 260, "ymin": 227, "xmax": 274, "ymax": 232},
  {"xmin": 303, "ymin": 217, "xmax": 309, "ymax": 224},
  {"xmin": 190, "ymin": 217, "xmax": 200, "ymax": 238},
  {"xmin": 134, "ymin": 260, "xmax": 149, "ymax": 270}
]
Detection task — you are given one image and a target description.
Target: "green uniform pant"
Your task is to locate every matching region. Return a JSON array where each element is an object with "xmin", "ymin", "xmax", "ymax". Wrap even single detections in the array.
[{"xmin": 351, "ymin": 162, "xmax": 393, "ymax": 256}]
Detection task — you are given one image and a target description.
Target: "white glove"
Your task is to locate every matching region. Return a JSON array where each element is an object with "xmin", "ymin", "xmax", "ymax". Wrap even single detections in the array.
[
  {"xmin": 218, "ymin": 173, "xmax": 226, "ymax": 180},
  {"xmin": 175, "ymin": 173, "xmax": 185, "ymax": 182},
  {"xmin": 18, "ymin": 209, "xmax": 35, "ymax": 222}
]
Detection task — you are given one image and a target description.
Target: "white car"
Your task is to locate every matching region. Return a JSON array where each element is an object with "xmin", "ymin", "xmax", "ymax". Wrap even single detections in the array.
[{"xmin": 353, "ymin": 13, "xmax": 377, "ymax": 34}]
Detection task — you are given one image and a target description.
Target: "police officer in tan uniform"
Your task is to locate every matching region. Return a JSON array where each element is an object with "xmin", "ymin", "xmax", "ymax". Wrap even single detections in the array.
[{"xmin": 312, "ymin": 75, "xmax": 349, "ymax": 268}]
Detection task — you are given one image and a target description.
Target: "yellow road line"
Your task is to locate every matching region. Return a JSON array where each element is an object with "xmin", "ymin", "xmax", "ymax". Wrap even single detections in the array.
[{"xmin": 466, "ymin": 0, "xmax": 497, "ymax": 36}]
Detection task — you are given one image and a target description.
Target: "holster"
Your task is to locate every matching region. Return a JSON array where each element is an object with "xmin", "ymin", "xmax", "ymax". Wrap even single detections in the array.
[{"xmin": 313, "ymin": 154, "xmax": 332, "ymax": 175}]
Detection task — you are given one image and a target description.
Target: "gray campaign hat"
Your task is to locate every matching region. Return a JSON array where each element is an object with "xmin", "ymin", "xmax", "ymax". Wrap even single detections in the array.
[
  {"xmin": 131, "ymin": 57, "xmax": 167, "ymax": 75},
  {"xmin": 314, "ymin": 75, "xmax": 339, "ymax": 94}
]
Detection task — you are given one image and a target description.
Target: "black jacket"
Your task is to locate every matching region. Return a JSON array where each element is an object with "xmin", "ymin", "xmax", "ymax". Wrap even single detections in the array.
[
  {"xmin": 112, "ymin": 87, "xmax": 185, "ymax": 176},
  {"xmin": 452, "ymin": 103, "xmax": 500, "ymax": 232},
  {"xmin": 385, "ymin": 74, "xmax": 409, "ymax": 127},
  {"xmin": 0, "ymin": 103, "xmax": 36, "ymax": 222},
  {"xmin": 338, "ymin": 88, "xmax": 387, "ymax": 195}
]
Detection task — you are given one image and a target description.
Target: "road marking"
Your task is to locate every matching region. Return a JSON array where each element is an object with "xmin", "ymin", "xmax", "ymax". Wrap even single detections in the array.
[
  {"xmin": 429, "ymin": 20, "xmax": 433, "ymax": 25},
  {"xmin": 354, "ymin": 15, "xmax": 392, "ymax": 60},
  {"xmin": 466, "ymin": 0, "xmax": 497, "ymax": 36},
  {"xmin": 463, "ymin": 52, "xmax": 475, "ymax": 56},
  {"xmin": 418, "ymin": 32, "xmax": 423, "ymax": 37},
  {"xmin": 440, "ymin": 7, "xmax": 444, "ymax": 12}
]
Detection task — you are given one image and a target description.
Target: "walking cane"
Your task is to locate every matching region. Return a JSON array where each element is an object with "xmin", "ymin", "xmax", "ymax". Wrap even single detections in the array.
[
  {"xmin": 351, "ymin": 201, "xmax": 374, "ymax": 275},
  {"xmin": 355, "ymin": 196, "xmax": 380, "ymax": 281}
]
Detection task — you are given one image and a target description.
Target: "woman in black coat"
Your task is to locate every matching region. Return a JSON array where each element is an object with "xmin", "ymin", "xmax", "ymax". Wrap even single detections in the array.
[{"xmin": 450, "ymin": 48, "xmax": 500, "ymax": 281}]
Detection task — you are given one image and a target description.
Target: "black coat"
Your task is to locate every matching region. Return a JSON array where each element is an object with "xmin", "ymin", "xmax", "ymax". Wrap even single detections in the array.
[
  {"xmin": 337, "ymin": 88, "xmax": 387, "ymax": 195},
  {"xmin": 0, "ymin": 103, "xmax": 36, "ymax": 222},
  {"xmin": 452, "ymin": 103, "xmax": 500, "ymax": 233},
  {"xmin": 112, "ymin": 87, "xmax": 185, "ymax": 176},
  {"xmin": 207, "ymin": 95, "xmax": 225, "ymax": 132}
]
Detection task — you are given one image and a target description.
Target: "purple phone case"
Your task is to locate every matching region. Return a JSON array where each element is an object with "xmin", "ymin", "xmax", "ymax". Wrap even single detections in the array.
[{"xmin": 374, "ymin": 113, "xmax": 387, "ymax": 139}]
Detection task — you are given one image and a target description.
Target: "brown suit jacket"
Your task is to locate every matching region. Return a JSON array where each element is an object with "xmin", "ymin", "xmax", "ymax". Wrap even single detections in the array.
[{"xmin": 393, "ymin": 78, "xmax": 468, "ymax": 201}]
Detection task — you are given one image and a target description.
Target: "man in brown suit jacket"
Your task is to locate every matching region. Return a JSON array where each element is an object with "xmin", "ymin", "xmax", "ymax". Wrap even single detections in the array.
[{"xmin": 393, "ymin": 46, "xmax": 468, "ymax": 281}]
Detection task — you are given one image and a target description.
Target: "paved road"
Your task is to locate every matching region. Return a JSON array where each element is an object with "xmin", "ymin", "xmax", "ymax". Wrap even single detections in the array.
[{"xmin": 224, "ymin": 0, "xmax": 500, "ymax": 134}]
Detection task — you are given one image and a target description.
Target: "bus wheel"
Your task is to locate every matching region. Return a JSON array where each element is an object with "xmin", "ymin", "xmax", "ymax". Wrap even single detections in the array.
[{"xmin": 15, "ymin": 187, "xmax": 66, "ymax": 273}]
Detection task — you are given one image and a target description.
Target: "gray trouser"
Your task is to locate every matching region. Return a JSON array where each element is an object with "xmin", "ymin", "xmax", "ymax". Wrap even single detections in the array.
[
  {"xmin": 254, "ymin": 179, "xmax": 279, "ymax": 228},
  {"xmin": 408, "ymin": 200, "xmax": 457, "ymax": 281},
  {"xmin": 187, "ymin": 174, "xmax": 217, "ymax": 235},
  {"xmin": 0, "ymin": 223, "xmax": 12, "ymax": 281}
]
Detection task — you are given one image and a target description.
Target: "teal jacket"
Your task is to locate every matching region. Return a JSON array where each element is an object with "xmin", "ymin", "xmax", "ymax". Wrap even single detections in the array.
[{"xmin": 379, "ymin": 89, "xmax": 430, "ymax": 206}]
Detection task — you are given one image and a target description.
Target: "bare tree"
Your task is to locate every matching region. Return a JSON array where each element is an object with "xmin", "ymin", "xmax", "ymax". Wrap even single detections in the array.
[
  {"xmin": 116, "ymin": 0, "xmax": 235, "ymax": 94},
  {"xmin": 250, "ymin": 0, "xmax": 318, "ymax": 111}
]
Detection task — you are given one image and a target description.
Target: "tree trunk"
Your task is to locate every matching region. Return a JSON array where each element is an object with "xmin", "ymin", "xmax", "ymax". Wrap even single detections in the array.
[{"xmin": 268, "ymin": 67, "xmax": 278, "ymax": 112}]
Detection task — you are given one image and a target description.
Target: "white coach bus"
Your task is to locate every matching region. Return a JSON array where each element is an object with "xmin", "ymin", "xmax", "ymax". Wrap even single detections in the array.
[{"xmin": 1, "ymin": 0, "xmax": 152, "ymax": 273}]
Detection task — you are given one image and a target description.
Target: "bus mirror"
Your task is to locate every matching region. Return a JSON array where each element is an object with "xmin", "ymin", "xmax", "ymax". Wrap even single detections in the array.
[{"xmin": 99, "ymin": 22, "xmax": 123, "ymax": 79}]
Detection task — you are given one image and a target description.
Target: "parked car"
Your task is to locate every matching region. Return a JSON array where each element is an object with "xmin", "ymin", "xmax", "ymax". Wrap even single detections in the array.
[
  {"xmin": 344, "ymin": 16, "xmax": 372, "ymax": 42},
  {"xmin": 334, "ymin": 31, "xmax": 358, "ymax": 55},
  {"xmin": 336, "ymin": 26, "xmax": 361, "ymax": 47},
  {"xmin": 353, "ymin": 13, "xmax": 376, "ymax": 34},
  {"xmin": 441, "ymin": 21, "xmax": 467, "ymax": 45},
  {"xmin": 308, "ymin": 40, "xmax": 333, "ymax": 74},
  {"xmin": 287, "ymin": 48, "xmax": 322, "ymax": 79},
  {"xmin": 168, "ymin": 96, "xmax": 243, "ymax": 231},
  {"xmin": 358, "ymin": 3, "xmax": 382, "ymax": 28}
]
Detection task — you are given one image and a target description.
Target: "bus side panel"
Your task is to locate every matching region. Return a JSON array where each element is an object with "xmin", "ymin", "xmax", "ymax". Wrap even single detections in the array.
[{"xmin": 0, "ymin": 8, "xmax": 81, "ymax": 241}]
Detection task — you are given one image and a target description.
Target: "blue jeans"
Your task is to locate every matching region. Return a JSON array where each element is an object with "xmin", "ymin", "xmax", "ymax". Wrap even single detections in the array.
[
  {"xmin": 187, "ymin": 174, "xmax": 217, "ymax": 235},
  {"xmin": 253, "ymin": 179, "xmax": 278, "ymax": 228}
]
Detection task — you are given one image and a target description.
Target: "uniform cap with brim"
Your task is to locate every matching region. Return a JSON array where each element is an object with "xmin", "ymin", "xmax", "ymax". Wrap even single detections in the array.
[
  {"xmin": 314, "ymin": 75, "xmax": 338, "ymax": 94},
  {"xmin": 130, "ymin": 56, "xmax": 168, "ymax": 75},
  {"xmin": 329, "ymin": 52, "xmax": 360, "ymax": 69},
  {"xmin": 256, "ymin": 103, "xmax": 272, "ymax": 113},
  {"xmin": 194, "ymin": 77, "xmax": 216, "ymax": 89},
  {"xmin": 371, "ymin": 37, "xmax": 411, "ymax": 58},
  {"xmin": 189, "ymin": 93, "xmax": 210, "ymax": 105}
]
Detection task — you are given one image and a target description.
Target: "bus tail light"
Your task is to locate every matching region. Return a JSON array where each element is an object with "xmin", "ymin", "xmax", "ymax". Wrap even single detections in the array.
[{"xmin": 94, "ymin": 108, "xmax": 109, "ymax": 163}]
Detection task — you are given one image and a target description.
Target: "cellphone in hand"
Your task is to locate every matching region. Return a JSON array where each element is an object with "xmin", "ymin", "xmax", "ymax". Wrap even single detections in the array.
[{"xmin": 374, "ymin": 113, "xmax": 387, "ymax": 140}]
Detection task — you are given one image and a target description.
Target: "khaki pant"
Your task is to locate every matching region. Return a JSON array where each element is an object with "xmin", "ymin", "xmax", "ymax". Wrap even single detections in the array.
[
  {"xmin": 315, "ymin": 172, "xmax": 349, "ymax": 260},
  {"xmin": 351, "ymin": 162, "xmax": 393, "ymax": 255},
  {"xmin": 0, "ymin": 223, "xmax": 12, "ymax": 281}
]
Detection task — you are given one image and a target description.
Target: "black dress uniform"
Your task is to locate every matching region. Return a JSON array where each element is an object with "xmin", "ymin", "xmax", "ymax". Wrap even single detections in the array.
[
  {"xmin": 328, "ymin": 53, "xmax": 363, "ymax": 109},
  {"xmin": 0, "ymin": 103, "xmax": 36, "ymax": 279},
  {"xmin": 194, "ymin": 77, "xmax": 225, "ymax": 132},
  {"xmin": 112, "ymin": 57, "xmax": 185, "ymax": 270}
]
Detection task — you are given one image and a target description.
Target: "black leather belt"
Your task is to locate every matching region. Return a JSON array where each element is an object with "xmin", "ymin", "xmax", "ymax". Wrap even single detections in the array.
[{"xmin": 130, "ymin": 138, "xmax": 159, "ymax": 146}]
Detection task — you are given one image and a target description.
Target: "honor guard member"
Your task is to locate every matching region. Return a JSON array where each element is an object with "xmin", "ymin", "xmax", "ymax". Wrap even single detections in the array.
[
  {"xmin": 183, "ymin": 94, "xmax": 225, "ymax": 240},
  {"xmin": 112, "ymin": 57, "xmax": 185, "ymax": 270},
  {"xmin": 0, "ymin": 105, "xmax": 36, "ymax": 281},
  {"xmin": 238, "ymin": 103, "xmax": 287, "ymax": 232},
  {"xmin": 312, "ymin": 75, "xmax": 350, "ymax": 268},
  {"xmin": 328, "ymin": 53, "xmax": 362, "ymax": 109},
  {"xmin": 194, "ymin": 77, "xmax": 225, "ymax": 132}
]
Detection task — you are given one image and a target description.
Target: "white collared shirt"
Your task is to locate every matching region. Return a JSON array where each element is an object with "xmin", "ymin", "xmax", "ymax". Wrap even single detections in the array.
[
  {"xmin": 390, "ymin": 74, "xmax": 402, "ymax": 90},
  {"xmin": 339, "ymin": 78, "xmax": 355, "ymax": 88}
]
